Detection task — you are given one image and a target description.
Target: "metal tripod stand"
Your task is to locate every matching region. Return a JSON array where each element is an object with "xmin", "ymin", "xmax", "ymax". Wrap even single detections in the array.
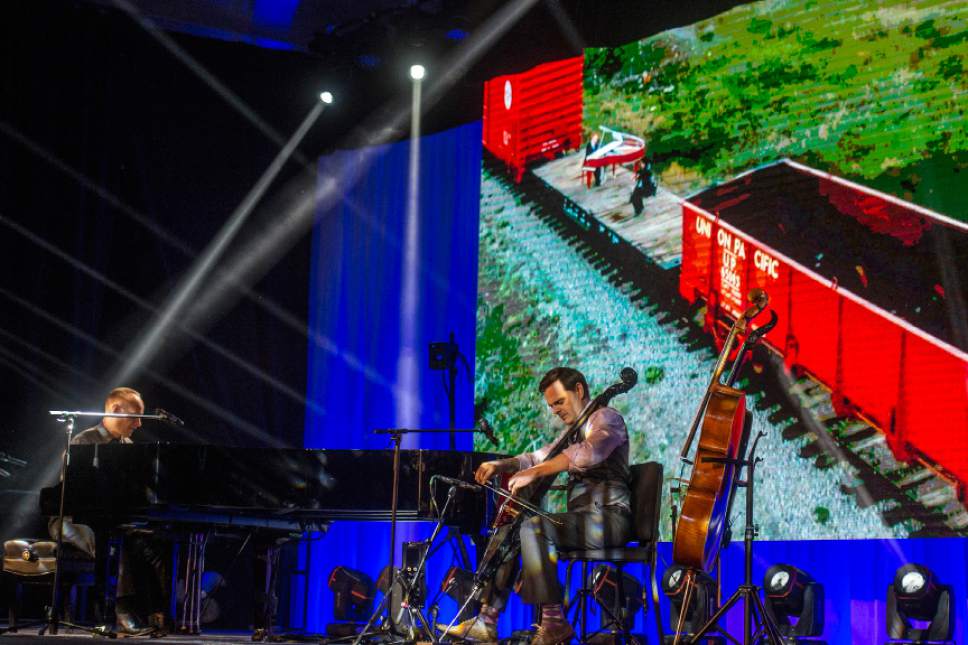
[
  {"xmin": 680, "ymin": 431, "xmax": 783, "ymax": 645},
  {"xmin": 351, "ymin": 428, "xmax": 486, "ymax": 645}
]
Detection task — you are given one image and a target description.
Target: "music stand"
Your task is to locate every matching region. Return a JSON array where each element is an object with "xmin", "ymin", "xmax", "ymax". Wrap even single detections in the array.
[
  {"xmin": 40, "ymin": 409, "xmax": 165, "ymax": 637},
  {"xmin": 352, "ymin": 427, "xmax": 489, "ymax": 645}
]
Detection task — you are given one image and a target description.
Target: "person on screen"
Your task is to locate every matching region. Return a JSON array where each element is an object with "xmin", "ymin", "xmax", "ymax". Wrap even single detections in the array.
[
  {"xmin": 584, "ymin": 133, "xmax": 603, "ymax": 186},
  {"xmin": 437, "ymin": 367, "xmax": 632, "ymax": 644},
  {"xmin": 630, "ymin": 157, "xmax": 657, "ymax": 216}
]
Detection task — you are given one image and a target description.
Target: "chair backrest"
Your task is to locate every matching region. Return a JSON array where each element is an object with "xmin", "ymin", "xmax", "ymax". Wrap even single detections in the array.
[{"xmin": 629, "ymin": 462, "xmax": 664, "ymax": 543}]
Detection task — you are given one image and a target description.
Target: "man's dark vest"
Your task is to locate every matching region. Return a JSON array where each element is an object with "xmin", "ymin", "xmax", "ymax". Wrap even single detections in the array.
[{"xmin": 566, "ymin": 408, "xmax": 631, "ymax": 513}]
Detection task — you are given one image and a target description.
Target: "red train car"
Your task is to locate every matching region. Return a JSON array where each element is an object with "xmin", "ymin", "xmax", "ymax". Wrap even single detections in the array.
[
  {"xmin": 680, "ymin": 159, "xmax": 968, "ymax": 492},
  {"xmin": 482, "ymin": 56, "xmax": 584, "ymax": 181}
]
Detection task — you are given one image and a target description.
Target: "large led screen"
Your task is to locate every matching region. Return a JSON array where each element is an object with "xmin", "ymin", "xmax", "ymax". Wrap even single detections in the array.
[{"xmin": 475, "ymin": 0, "xmax": 968, "ymax": 540}]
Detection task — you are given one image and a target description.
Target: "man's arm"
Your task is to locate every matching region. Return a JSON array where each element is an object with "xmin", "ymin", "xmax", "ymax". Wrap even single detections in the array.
[
  {"xmin": 474, "ymin": 457, "xmax": 520, "ymax": 484},
  {"xmin": 561, "ymin": 408, "xmax": 626, "ymax": 472},
  {"xmin": 507, "ymin": 453, "xmax": 569, "ymax": 494},
  {"xmin": 474, "ymin": 427, "xmax": 569, "ymax": 484},
  {"xmin": 507, "ymin": 408, "xmax": 625, "ymax": 493}
]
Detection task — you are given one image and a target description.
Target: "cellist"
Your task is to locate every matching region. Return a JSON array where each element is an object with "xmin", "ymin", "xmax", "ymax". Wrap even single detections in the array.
[{"xmin": 438, "ymin": 367, "xmax": 633, "ymax": 644}]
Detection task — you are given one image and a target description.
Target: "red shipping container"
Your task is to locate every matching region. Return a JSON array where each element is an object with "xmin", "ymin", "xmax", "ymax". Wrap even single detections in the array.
[
  {"xmin": 680, "ymin": 160, "xmax": 968, "ymax": 490},
  {"xmin": 482, "ymin": 56, "xmax": 584, "ymax": 181}
]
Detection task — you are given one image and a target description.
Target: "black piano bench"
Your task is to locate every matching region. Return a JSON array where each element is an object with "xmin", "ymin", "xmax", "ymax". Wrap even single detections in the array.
[{"xmin": 2, "ymin": 538, "xmax": 95, "ymax": 632}]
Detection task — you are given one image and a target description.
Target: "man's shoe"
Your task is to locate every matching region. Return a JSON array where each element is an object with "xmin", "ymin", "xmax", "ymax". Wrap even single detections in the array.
[
  {"xmin": 530, "ymin": 620, "xmax": 575, "ymax": 645},
  {"xmin": 436, "ymin": 615, "xmax": 497, "ymax": 642},
  {"xmin": 116, "ymin": 610, "xmax": 156, "ymax": 638},
  {"xmin": 147, "ymin": 612, "xmax": 169, "ymax": 637}
]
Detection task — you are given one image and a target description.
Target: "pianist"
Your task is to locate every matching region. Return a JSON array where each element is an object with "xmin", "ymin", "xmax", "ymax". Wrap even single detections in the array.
[
  {"xmin": 48, "ymin": 387, "xmax": 170, "ymax": 637},
  {"xmin": 439, "ymin": 367, "xmax": 632, "ymax": 644}
]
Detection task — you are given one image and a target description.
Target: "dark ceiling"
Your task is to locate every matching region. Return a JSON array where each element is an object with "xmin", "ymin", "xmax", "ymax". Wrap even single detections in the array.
[
  {"xmin": 43, "ymin": 1, "xmax": 749, "ymax": 145},
  {"xmin": 77, "ymin": 1, "xmax": 750, "ymax": 58},
  {"xmin": 0, "ymin": 0, "xmax": 754, "ymax": 177}
]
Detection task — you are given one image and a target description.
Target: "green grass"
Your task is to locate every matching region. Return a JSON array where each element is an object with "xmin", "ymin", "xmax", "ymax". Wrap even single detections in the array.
[{"xmin": 584, "ymin": 0, "xmax": 968, "ymax": 218}]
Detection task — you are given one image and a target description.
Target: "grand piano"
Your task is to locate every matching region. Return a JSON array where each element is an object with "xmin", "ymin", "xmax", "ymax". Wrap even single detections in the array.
[{"xmin": 39, "ymin": 444, "xmax": 505, "ymax": 635}]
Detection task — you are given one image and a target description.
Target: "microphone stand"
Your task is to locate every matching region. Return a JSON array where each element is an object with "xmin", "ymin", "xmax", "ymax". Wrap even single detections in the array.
[
  {"xmin": 395, "ymin": 478, "xmax": 461, "ymax": 644},
  {"xmin": 352, "ymin": 427, "xmax": 491, "ymax": 645},
  {"xmin": 40, "ymin": 409, "xmax": 164, "ymax": 637},
  {"xmin": 438, "ymin": 483, "xmax": 564, "ymax": 639}
]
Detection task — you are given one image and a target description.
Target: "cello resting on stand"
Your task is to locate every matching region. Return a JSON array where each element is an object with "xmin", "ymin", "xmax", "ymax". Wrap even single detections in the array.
[{"xmin": 669, "ymin": 289, "xmax": 782, "ymax": 645}]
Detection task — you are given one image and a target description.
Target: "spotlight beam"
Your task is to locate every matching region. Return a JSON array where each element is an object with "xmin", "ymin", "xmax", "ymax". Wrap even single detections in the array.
[
  {"xmin": 0, "ymin": 120, "xmax": 194, "ymax": 256},
  {"xmin": 112, "ymin": 101, "xmax": 325, "ymax": 386},
  {"xmin": 0, "ymin": 121, "xmax": 395, "ymax": 396},
  {"xmin": 395, "ymin": 65, "xmax": 423, "ymax": 431},
  {"xmin": 173, "ymin": 0, "xmax": 542, "ymax": 340},
  {"xmin": 177, "ymin": 170, "xmax": 427, "ymax": 417},
  {"xmin": 0, "ymin": 214, "xmax": 322, "ymax": 416},
  {"xmin": 109, "ymin": 0, "xmax": 312, "ymax": 168},
  {"xmin": 0, "ymin": 326, "xmax": 101, "ymax": 388},
  {"xmin": 0, "ymin": 287, "xmax": 284, "ymax": 447}
]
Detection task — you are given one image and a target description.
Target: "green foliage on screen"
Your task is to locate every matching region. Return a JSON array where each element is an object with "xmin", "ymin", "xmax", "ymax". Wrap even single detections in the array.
[{"xmin": 583, "ymin": 0, "xmax": 967, "ymax": 218}]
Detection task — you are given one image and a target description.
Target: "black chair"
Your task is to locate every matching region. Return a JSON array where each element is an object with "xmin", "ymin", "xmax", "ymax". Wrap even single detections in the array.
[{"xmin": 561, "ymin": 462, "xmax": 664, "ymax": 644}]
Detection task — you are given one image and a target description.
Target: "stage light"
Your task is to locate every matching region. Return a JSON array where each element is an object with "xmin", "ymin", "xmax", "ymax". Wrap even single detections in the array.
[
  {"xmin": 319, "ymin": 91, "xmax": 333, "ymax": 104},
  {"xmin": 887, "ymin": 563, "xmax": 953, "ymax": 643},
  {"xmin": 410, "ymin": 64, "xmax": 426, "ymax": 80},
  {"xmin": 661, "ymin": 564, "xmax": 718, "ymax": 643},
  {"xmin": 328, "ymin": 565, "xmax": 374, "ymax": 622},
  {"xmin": 590, "ymin": 564, "xmax": 642, "ymax": 632},
  {"xmin": 762, "ymin": 564, "xmax": 824, "ymax": 641},
  {"xmin": 440, "ymin": 566, "xmax": 479, "ymax": 624}
]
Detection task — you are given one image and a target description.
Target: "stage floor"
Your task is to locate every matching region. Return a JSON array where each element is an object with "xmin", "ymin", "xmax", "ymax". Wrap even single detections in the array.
[{"xmin": 0, "ymin": 630, "xmax": 273, "ymax": 644}]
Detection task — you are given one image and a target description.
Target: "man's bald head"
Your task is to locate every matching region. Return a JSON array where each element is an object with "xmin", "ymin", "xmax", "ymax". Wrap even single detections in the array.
[
  {"xmin": 104, "ymin": 387, "xmax": 142, "ymax": 411},
  {"xmin": 103, "ymin": 387, "xmax": 144, "ymax": 440}
]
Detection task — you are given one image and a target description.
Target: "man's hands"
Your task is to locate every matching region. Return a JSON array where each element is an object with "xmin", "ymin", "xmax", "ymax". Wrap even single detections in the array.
[
  {"xmin": 474, "ymin": 459, "xmax": 537, "ymax": 492},
  {"xmin": 508, "ymin": 468, "xmax": 539, "ymax": 495},
  {"xmin": 475, "ymin": 460, "xmax": 503, "ymax": 484},
  {"xmin": 475, "ymin": 453, "xmax": 572, "ymax": 494}
]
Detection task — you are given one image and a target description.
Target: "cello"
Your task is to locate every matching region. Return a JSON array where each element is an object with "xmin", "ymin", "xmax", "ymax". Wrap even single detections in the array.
[{"xmin": 672, "ymin": 289, "xmax": 775, "ymax": 572}]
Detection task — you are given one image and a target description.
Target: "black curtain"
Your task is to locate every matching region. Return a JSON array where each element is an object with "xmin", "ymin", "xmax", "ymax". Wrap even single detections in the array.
[{"xmin": 0, "ymin": 2, "xmax": 324, "ymax": 534}]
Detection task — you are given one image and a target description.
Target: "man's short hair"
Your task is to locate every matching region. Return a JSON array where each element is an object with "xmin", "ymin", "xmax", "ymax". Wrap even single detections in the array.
[
  {"xmin": 104, "ymin": 387, "xmax": 142, "ymax": 409},
  {"xmin": 538, "ymin": 367, "xmax": 589, "ymax": 398}
]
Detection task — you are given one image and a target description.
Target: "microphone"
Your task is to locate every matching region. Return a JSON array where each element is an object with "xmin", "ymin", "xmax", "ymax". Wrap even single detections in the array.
[
  {"xmin": 479, "ymin": 417, "xmax": 499, "ymax": 447},
  {"xmin": 433, "ymin": 475, "xmax": 480, "ymax": 492},
  {"xmin": 154, "ymin": 408, "xmax": 185, "ymax": 427}
]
